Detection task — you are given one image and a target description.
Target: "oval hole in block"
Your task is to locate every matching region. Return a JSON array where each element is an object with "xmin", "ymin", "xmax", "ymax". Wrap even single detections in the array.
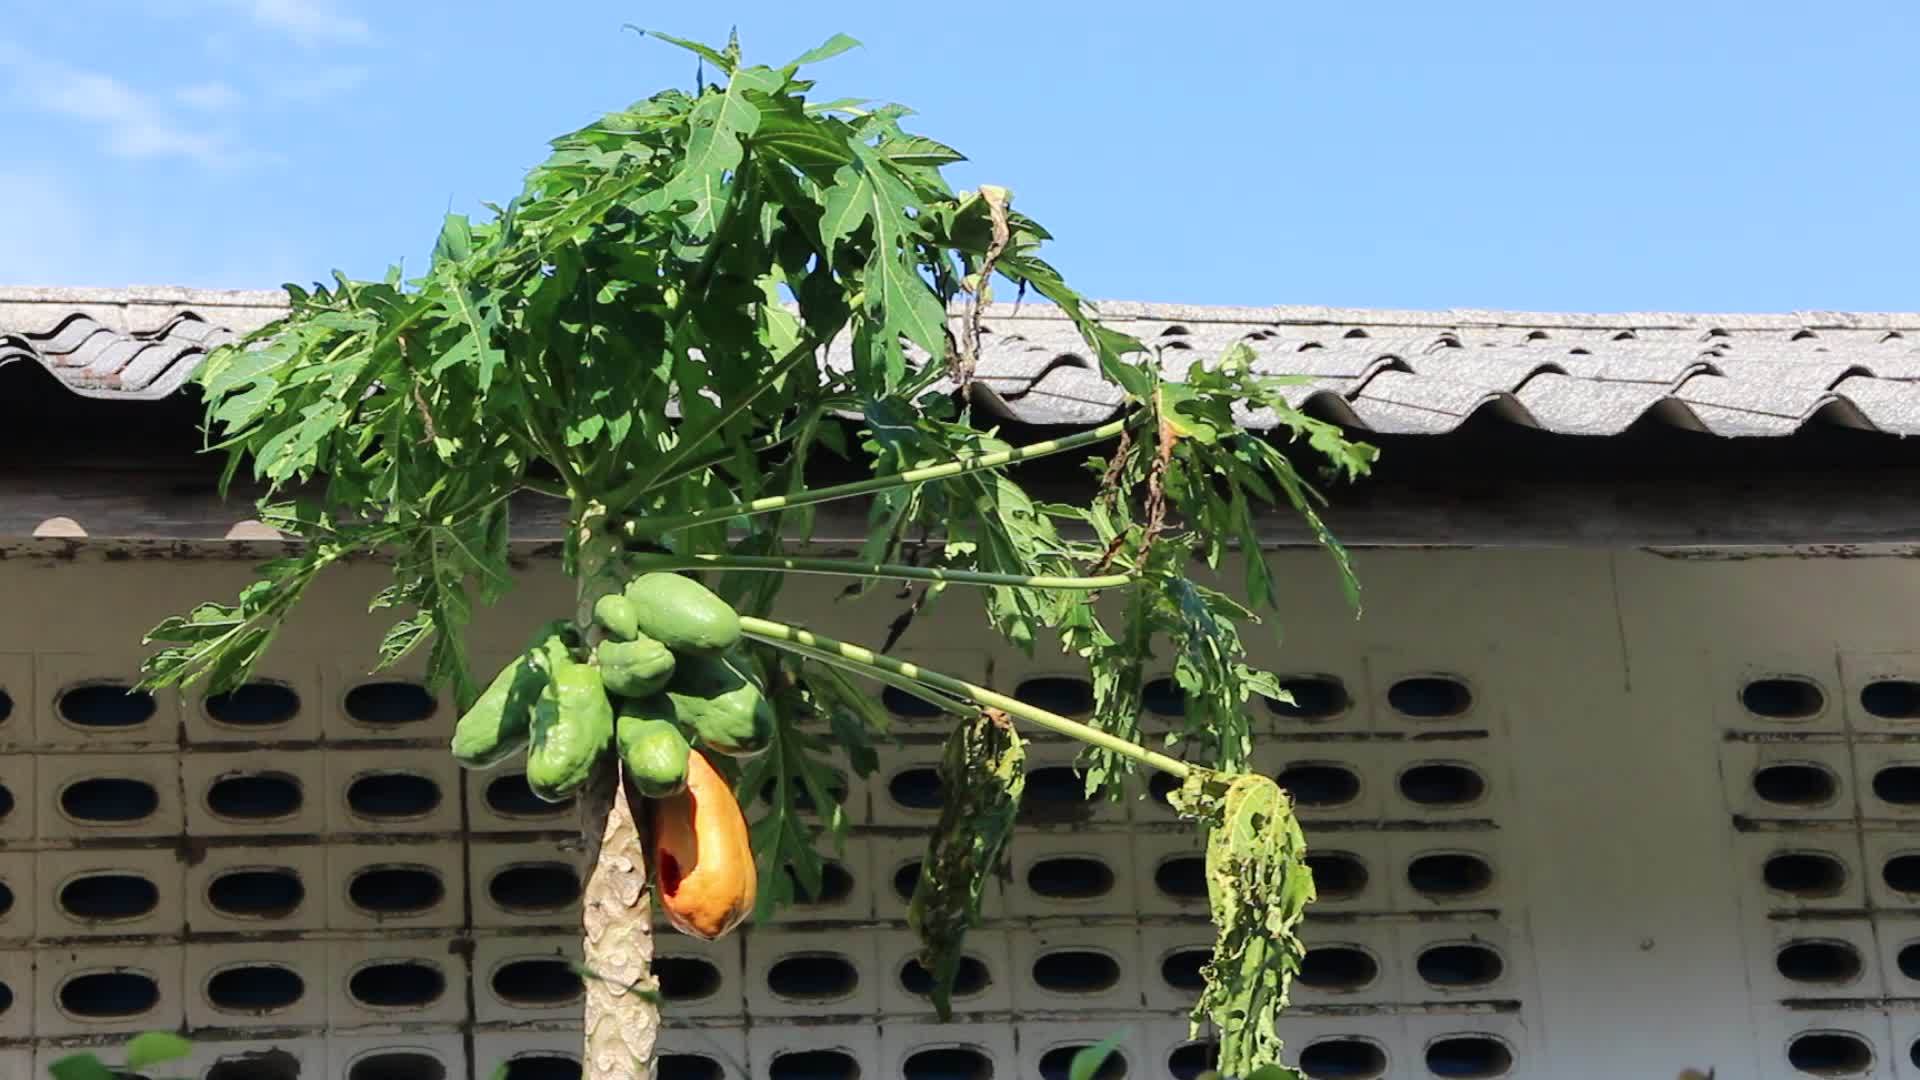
[
  {"xmin": 1032, "ymin": 949, "xmax": 1120, "ymax": 993},
  {"xmin": 60, "ymin": 971, "xmax": 159, "ymax": 1018},
  {"xmin": 1297, "ymin": 1038, "xmax": 1386, "ymax": 1080},
  {"xmin": 208, "ymin": 868, "xmax": 305, "ymax": 919},
  {"xmin": 1297, "ymin": 945, "xmax": 1378, "ymax": 991},
  {"xmin": 1766, "ymin": 852, "xmax": 1848, "ymax": 898},
  {"xmin": 900, "ymin": 954, "xmax": 990, "ymax": 999},
  {"xmin": 1167, "ymin": 1043, "xmax": 1219, "ymax": 1080},
  {"xmin": 206, "ymin": 772, "xmax": 302, "ymax": 821},
  {"xmin": 1014, "ymin": 676, "xmax": 1094, "ymax": 717},
  {"xmin": 1754, "ymin": 764, "xmax": 1838, "ymax": 808},
  {"xmin": 1742, "ymin": 678, "xmax": 1824, "ymax": 720},
  {"xmin": 903, "ymin": 1048, "xmax": 992, "ymax": 1080},
  {"xmin": 60, "ymin": 873, "xmax": 159, "ymax": 920},
  {"xmin": 1161, "ymin": 948, "xmax": 1208, "ymax": 991},
  {"xmin": 655, "ymin": 1056, "xmax": 724, "ymax": 1080},
  {"xmin": 1863, "ymin": 680, "xmax": 1920, "ymax": 720},
  {"xmin": 205, "ymin": 1049, "xmax": 302, "ymax": 1080},
  {"xmin": 1777, "ymin": 940, "xmax": 1863, "ymax": 985},
  {"xmin": 491, "ymin": 958, "xmax": 583, "ymax": 1006},
  {"xmin": 1276, "ymin": 762, "xmax": 1360, "ymax": 808},
  {"xmin": 347, "ymin": 1053, "xmax": 446, "ymax": 1080},
  {"xmin": 1786, "ymin": 1032, "xmax": 1872, "ymax": 1078},
  {"xmin": 488, "ymin": 863, "xmax": 581, "ymax": 913},
  {"xmin": 1389, "ymin": 676, "xmax": 1472, "ymax": 719},
  {"xmin": 204, "ymin": 682, "xmax": 300, "ymax": 727},
  {"xmin": 1418, "ymin": 943, "xmax": 1505, "ymax": 989},
  {"xmin": 1400, "ymin": 763, "xmax": 1488, "ymax": 807},
  {"xmin": 1304, "ymin": 851, "xmax": 1368, "ymax": 900},
  {"xmin": 893, "ymin": 860, "xmax": 923, "ymax": 902},
  {"xmin": 347, "ymin": 865, "xmax": 445, "ymax": 915},
  {"xmin": 1266, "ymin": 675, "xmax": 1349, "ymax": 720},
  {"xmin": 501, "ymin": 1056, "xmax": 581, "ymax": 1080},
  {"xmin": 343, "ymin": 682, "xmax": 437, "ymax": 726},
  {"xmin": 1875, "ymin": 766, "xmax": 1920, "ymax": 806},
  {"xmin": 205, "ymin": 964, "xmax": 305, "ymax": 1012},
  {"xmin": 1888, "ymin": 855, "xmax": 1920, "ymax": 895},
  {"xmin": 1039, "ymin": 1045, "xmax": 1124, "ymax": 1080},
  {"xmin": 1408, "ymin": 853, "xmax": 1495, "ymax": 898},
  {"xmin": 1148, "ymin": 771, "xmax": 1181, "ymax": 809},
  {"xmin": 1154, "ymin": 856, "xmax": 1208, "ymax": 901},
  {"xmin": 766, "ymin": 953, "xmax": 858, "ymax": 1000},
  {"xmin": 653, "ymin": 956, "xmax": 722, "ymax": 1003},
  {"xmin": 887, "ymin": 767, "xmax": 944, "ymax": 811},
  {"xmin": 1026, "ymin": 856, "xmax": 1115, "ymax": 901},
  {"xmin": 1425, "ymin": 1035, "xmax": 1513, "ymax": 1078},
  {"xmin": 349, "ymin": 960, "xmax": 445, "ymax": 1008},
  {"xmin": 1020, "ymin": 766, "xmax": 1094, "ymax": 824},
  {"xmin": 61, "ymin": 777, "xmax": 159, "ymax": 823},
  {"xmin": 348, "ymin": 773, "xmax": 442, "ymax": 820},
  {"xmin": 770, "ymin": 1051, "xmax": 858, "ymax": 1080},
  {"xmin": 58, "ymin": 684, "xmax": 157, "ymax": 728},
  {"xmin": 486, "ymin": 773, "xmax": 569, "ymax": 817}
]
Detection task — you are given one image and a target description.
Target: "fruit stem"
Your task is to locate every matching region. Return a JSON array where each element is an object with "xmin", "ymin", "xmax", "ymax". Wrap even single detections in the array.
[
  {"xmin": 623, "ymin": 417, "xmax": 1134, "ymax": 538},
  {"xmin": 739, "ymin": 615, "xmax": 1192, "ymax": 779},
  {"xmin": 624, "ymin": 552, "xmax": 1134, "ymax": 591}
]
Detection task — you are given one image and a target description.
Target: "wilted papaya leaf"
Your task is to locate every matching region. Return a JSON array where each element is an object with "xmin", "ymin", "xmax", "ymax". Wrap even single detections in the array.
[
  {"xmin": 1171, "ymin": 769, "xmax": 1313, "ymax": 1079},
  {"xmin": 907, "ymin": 707, "xmax": 1024, "ymax": 1019}
]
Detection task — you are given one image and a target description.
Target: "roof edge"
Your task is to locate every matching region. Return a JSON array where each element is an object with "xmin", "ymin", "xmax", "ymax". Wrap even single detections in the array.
[
  {"xmin": 0, "ymin": 285, "xmax": 290, "ymax": 310},
  {"xmin": 9, "ymin": 287, "xmax": 1920, "ymax": 332}
]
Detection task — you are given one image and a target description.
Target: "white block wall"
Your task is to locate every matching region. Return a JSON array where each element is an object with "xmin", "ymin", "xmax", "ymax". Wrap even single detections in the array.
[{"xmin": 0, "ymin": 543, "xmax": 1915, "ymax": 1078}]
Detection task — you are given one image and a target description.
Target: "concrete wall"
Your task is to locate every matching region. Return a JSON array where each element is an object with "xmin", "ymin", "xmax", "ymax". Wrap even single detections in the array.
[{"xmin": 0, "ymin": 543, "xmax": 1911, "ymax": 1078}]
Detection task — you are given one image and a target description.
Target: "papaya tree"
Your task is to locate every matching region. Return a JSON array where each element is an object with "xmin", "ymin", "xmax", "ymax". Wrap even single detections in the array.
[{"xmin": 136, "ymin": 31, "xmax": 1375, "ymax": 1080}]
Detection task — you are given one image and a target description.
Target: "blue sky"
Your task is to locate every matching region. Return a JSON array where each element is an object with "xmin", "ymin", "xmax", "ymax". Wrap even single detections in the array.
[{"xmin": 2, "ymin": 2, "xmax": 1918, "ymax": 312}]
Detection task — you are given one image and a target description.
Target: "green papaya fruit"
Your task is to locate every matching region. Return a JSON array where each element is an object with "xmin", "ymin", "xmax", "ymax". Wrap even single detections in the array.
[
  {"xmin": 663, "ymin": 651, "xmax": 774, "ymax": 757},
  {"xmin": 525, "ymin": 658, "xmax": 614, "ymax": 802},
  {"xmin": 592, "ymin": 593, "xmax": 640, "ymax": 641},
  {"xmin": 448, "ymin": 619, "xmax": 576, "ymax": 769},
  {"xmin": 624, "ymin": 572, "xmax": 741, "ymax": 656},
  {"xmin": 597, "ymin": 635, "xmax": 675, "ymax": 698},
  {"xmin": 615, "ymin": 705, "xmax": 692, "ymax": 798}
]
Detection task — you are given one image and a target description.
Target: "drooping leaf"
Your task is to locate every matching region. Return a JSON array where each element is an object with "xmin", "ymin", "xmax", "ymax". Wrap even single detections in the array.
[
  {"xmin": 908, "ymin": 708, "xmax": 1024, "ymax": 1019},
  {"xmin": 1170, "ymin": 771, "xmax": 1314, "ymax": 1078}
]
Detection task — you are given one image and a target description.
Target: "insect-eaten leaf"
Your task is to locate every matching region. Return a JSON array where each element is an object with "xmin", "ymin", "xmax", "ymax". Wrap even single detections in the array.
[
  {"xmin": 907, "ymin": 708, "xmax": 1024, "ymax": 1019},
  {"xmin": 1169, "ymin": 770, "xmax": 1314, "ymax": 1079}
]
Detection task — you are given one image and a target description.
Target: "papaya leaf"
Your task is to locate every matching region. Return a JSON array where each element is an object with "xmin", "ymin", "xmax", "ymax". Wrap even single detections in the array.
[
  {"xmin": 46, "ymin": 1054, "xmax": 114, "ymax": 1080},
  {"xmin": 124, "ymin": 1031, "xmax": 193, "ymax": 1070},
  {"xmin": 908, "ymin": 709, "xmax": 1024, "ymax": 1019},
  {"xmin": 1069, "ymin": 1032, "xmax": 1130, "ymax": 1080},
  {"xmin": 1171, "ymin": 771, "xmax": 1314, "ymax": 1078}
]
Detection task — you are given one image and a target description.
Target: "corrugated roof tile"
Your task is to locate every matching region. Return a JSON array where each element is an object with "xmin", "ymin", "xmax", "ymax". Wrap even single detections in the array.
[{"xmin": 7, "ymin": 287, "xmax": 1920, "ymax": 438}]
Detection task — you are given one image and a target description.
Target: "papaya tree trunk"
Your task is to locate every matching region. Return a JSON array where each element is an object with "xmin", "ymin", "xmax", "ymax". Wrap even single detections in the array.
[
  {"xmin": 575, "ymin": 517, "xmax": 659, "ymax": 1079},
  {"xmin": 580, "ymin": 767, "xmax": 658, "ymax": 1079}
]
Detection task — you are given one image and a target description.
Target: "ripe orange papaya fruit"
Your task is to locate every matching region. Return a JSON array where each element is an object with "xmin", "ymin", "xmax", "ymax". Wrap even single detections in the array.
[{"xmin": 648, "ymin": 749, "xmax": 756, "ymax": 940}]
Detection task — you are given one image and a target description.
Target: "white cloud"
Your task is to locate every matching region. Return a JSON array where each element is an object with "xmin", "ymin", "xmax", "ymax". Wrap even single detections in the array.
[
  {"xmin": 237, "ymin": 0, "xmax": 369, "ymax": 46},
  {"xmin": 0, "ymin": 43, "xmax": 269, "ymax": 170},
  {"xmin": 176, "ymin": 80, "xmax": 243, "ymax": 111}
]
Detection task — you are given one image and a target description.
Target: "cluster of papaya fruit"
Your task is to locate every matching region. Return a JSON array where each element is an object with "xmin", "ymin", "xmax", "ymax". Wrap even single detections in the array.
[{"xmin": 449, "ymin": 572, "xmax": 772, "ymax": 940}]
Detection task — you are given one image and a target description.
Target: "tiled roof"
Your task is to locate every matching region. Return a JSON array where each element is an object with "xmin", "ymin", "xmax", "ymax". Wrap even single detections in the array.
[
  {"xmin": 0, "ymin": 287, "xmax": 286, "ymax": 400},
  {"xmin": 6, "ymin": 287, "xmax": 1920, "ymax": 435}
]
